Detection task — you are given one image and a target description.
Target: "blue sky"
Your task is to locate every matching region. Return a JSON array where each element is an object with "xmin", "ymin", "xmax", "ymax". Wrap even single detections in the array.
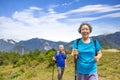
[{"xmin": 0, "ymin": 0, "xmax": 120, "ymax": 42}]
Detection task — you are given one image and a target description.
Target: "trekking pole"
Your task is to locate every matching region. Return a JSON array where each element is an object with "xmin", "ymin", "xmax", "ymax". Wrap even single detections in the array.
[
  {"xmin": 73, "ymin": 49, "xmax": 78, "ymax": 80},
  {"xmin": 74, "ymin": 57, "xmax": 77, "ymax": 80},
  {"xmin": 52, "ymin": 62, "xmax": 55, "ymax": 80}
]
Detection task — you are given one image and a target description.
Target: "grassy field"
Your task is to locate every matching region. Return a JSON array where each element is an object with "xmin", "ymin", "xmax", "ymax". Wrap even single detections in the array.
[{"xmin": 0, "ymin": 51, "xmax": 120, "ymax": 80}]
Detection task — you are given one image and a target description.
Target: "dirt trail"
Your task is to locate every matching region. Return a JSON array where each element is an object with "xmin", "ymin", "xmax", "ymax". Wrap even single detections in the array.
[{"xmin": 102, "ymin": 49, "xmax": 120, "ymax": 52}]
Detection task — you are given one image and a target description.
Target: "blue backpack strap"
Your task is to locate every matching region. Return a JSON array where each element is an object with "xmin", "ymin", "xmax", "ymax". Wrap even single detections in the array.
[
  {"xmin": 55, "ymin": 51, "xmax": 66, "ymax": 58},
  {"xmin": 55, "ymin": 51, "xmax": 59, "ymax": 59}
]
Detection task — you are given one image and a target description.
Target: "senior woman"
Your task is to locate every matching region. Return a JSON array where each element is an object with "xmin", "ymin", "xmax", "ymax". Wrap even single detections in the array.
[{"xmin": 72, "ymin": 23, "xmax": 102, "ymax": 80}]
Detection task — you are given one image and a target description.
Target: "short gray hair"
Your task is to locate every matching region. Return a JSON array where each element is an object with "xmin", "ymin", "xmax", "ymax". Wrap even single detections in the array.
[
  {"xmin": 59, "ymin": 45, "xmax": 64, "ymax": 48},
  {"xmin": 78, "ymin": 23, "xmax": 92, "ymax": 33}
]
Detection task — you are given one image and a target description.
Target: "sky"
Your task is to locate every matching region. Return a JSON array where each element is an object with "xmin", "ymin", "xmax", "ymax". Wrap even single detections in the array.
[{"xmin": 0, "ymin": 0, "xmax": 120, "ymax": 42}]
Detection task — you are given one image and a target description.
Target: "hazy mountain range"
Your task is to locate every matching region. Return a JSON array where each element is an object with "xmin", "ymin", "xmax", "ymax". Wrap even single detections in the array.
[{"xmin": 0, "ymin": 32, "xmax": 120, "ymax": 53}]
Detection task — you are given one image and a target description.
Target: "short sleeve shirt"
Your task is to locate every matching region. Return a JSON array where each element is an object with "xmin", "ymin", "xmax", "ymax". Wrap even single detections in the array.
[
  {"xmin": 54, "ymin": 51, "xmax": 66, "ymax": 67},
  {"xmin": 72, "ymin": 38, "xmax": 102, "ymax": 74}
]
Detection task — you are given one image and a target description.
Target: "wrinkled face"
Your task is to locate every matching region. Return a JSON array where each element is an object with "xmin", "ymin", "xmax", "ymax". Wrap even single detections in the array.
[
  {"xmin": 59, "ymin": 46, "xmax": 64, "ymax": 52},
  {"xmin": 81, "ymin": 25, "xmax": 91, "ymax": 39}
]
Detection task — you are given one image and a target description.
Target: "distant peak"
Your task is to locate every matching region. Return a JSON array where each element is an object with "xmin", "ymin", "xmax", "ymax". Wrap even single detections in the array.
[
  {"xmin": 0, "ymin": 38, "xmax": 17, "ymax": 44},
  {"xmin": 7, "ymin": 39, "xmax": 17, "ymax": 44}
]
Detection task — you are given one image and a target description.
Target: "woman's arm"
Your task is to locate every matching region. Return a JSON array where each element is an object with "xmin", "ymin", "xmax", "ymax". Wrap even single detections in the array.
[{"xmin": 94, "ymin": 50, "xmax": 102, "ymax": 62}]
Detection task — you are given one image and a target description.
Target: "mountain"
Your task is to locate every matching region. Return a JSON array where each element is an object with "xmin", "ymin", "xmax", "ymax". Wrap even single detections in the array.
[
  {"xmin": 0, "ymin": 39, "xmax": 15, "ymax": 51},
  {"xmin": 11, "ymin": 31, "xmax": 120, "ymax": 51},
  {"xmin": 93, "ymin": 32, "xmax": 120, "ymax": 48},
  {"xmin": 18, "ymin": 38, "xmax": 68, "ymax": 51},
  {"xmin": 0, "ymin": 31, "xmax": 120, "ymax": 53},
  {"xmin": 0, "ymin": 39, "xmax": 29, "ymax": 53},
  {"xmin": 65, "ymin": 32, "xmax": 120, "ymax": 50}
]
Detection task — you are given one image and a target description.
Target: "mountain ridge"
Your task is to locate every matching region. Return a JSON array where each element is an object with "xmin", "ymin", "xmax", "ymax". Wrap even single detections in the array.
[{"xmin": 0, "ymin": 31, "xmax": 120, "ymax": 53}]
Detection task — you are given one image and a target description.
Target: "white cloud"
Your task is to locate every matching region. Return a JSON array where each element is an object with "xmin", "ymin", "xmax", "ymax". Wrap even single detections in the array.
[
  {"xmin": 65, "ymin": 4, "xmax": 120, "ymax": 15},
  {"xmin": 48, "ymin": 8, "xmax": 56, "ymax": 14},
  {"xmin": 0, "ymin": 4, "xmax": 120, "ymax": 42},
  {"xmin": 63, "ymin": 4, "xmax": 120, "ymax": 22},
  {"xmin": 30, "ymin": 6, "xmax": 42, "ymax": 11},
  {"xmin": 0, "ymin": 7, "xmax": 79, "ymax": 42},
  {"xmin": 49, "ymin": 4, "xmax": 60, "ymax": 9},
  {"xmin": 61, "ymin": 0, "xmax": 81, "ymax": 6},
  {"xmin": 62, "ymin": 2, "xmax": 72, "ymax": 6},
  {"xmin": 91, "ymin": 23, "xmax": 120, "ymax": 37},
  {"xmin": 67, "ymin": 12, "xmax": 120, "ymax": 22}
]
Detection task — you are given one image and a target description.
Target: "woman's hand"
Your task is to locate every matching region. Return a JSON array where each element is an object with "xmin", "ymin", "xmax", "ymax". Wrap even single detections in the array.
[
  {"xmin": 94, "ymin": 56, "xmax": 100, "ymax": 62},
  {"xmin": 94, "ymin": 50, "xmax": 102, "ymax": 62},
  {"xmin": 71, "ymin": 49, "xmax": 78, "ymax": 59}
]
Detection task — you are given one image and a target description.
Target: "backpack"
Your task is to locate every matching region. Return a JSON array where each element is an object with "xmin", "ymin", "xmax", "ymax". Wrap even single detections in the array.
[
  {"xmin": 56, "ymin": 51, "xmax": 65, "ymax": 57},
  {"xmin": 55, "ymin": 51, "xmax": 66, "ymax": 63}
]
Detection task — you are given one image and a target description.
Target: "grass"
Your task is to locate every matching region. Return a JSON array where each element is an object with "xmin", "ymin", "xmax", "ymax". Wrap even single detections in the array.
[
  {"xmin": 0, "ymin": 51, "xmax": 120, "ymax": 80},
  {"xmin": 98, "ymin": 52, "xmax": 120, "ymax": 80}
]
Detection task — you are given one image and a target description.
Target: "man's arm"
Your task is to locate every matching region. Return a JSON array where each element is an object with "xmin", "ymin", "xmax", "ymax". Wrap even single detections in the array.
[{"xmin": 53, "ymin": 53, "xmax": 57, "ymax": 61}]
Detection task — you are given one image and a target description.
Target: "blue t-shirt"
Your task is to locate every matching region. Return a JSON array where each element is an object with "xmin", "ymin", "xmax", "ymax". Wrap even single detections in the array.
[
  {"xmin": 72, "ymin": 38, "xmax": 101, "ymax": 74},
  {"xmin": 54, "ymin": 51, "xmax": 66, "ymax": 67}
]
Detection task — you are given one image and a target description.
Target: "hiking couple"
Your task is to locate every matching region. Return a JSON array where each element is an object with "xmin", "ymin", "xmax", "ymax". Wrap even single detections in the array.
[{"xmin": 53, "ymin": 23, "xmax": 102, "ymax": 80}]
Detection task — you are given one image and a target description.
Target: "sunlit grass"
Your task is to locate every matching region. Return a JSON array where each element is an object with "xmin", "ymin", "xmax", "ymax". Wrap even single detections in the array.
[{"xmin": 0, "ymin": 51, "xmax": 120, "ymax": 80}]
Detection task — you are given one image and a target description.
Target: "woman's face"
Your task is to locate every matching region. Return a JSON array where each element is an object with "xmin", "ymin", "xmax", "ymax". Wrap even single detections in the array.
[{"xmin": 81, "ymin": 25, "xmax": 90, "ymax": 39}]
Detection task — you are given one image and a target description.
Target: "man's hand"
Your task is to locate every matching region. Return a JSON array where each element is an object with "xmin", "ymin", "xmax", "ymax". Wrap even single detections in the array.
[
  {"xmin": 65, "ymin": 64, "xmax": 67, "ymax": 68},
  {"xmin": 53, "ymin": 57, "xmax": 56, "ymax": 61}
]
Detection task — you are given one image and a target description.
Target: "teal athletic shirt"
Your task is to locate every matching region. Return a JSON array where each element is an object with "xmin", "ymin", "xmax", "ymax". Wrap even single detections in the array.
[{"xmin": 72, "ymin": 38, "xmax": 102, "ymax": 74}]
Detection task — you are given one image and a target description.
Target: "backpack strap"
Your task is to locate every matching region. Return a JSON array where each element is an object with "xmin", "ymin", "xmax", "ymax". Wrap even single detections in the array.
[
  {"xmin": 93, "ymin": 39, "xmax": 97, "ymax": 56},
  {"xmin": 76, "ymin": 38, "xmax": 97, "ymax": 56},
  {"xmin": 74, "ymin": 38, "xmax": 80, "ymax": 80},
  {"xmin": 55, "ymin": 51, "xmax": 66, "ymax": 59},
  {"xmin": 76, "ymin": 38, "xmax": 81, "ymax": 49}
]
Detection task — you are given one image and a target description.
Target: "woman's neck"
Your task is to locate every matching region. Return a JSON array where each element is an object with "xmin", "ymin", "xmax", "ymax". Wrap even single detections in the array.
[{"xmin": 82, "ymin": 37, "xmax": 90, "ymax": 43}]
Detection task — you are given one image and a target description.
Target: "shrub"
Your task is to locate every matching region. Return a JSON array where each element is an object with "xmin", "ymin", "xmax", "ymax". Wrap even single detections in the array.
[
  {"xmin": 25, "ymin": 72, "xmax": 34, "ymax": 79},
  {"xmin": 102, "ymin": 46, "xmax": 110, "ymax": 49},
  {"xmin": 0, "ymin": 72, "xmax": 4, "ymax": 80},
  {"xmin": 0, "ymin": 58, "xmax": 3, "ymax": 66},
  {"xmin": 46, "ymin": 49, "xmax": 56, "ymax": 67},
  {"xmin": 9, "ymin": 72, "xmax": 20, "ymax": 79},
  {"xmin": 36, "ymin": 53, "xmax": 45, "ymax": 62},
  {"xmin": 8, "ymin": 70, "xmax": 23, "ymax": 79},
  {"xmin": 15, "ymin": 58, "xmax": 24, "ymax": 67}
]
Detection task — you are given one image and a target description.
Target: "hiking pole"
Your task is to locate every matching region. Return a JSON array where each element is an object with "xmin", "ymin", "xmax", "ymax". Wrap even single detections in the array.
[
  {"xmin": 52, "ymin": 62, "xmax": 55, "ymax": 80},
  {"xmin": 73, "ymin": 49, "xmax": 78, "ymax": 80},
  {"xmin": 74, "ymin": 57, "xmax": 77, "ymax": 80}
]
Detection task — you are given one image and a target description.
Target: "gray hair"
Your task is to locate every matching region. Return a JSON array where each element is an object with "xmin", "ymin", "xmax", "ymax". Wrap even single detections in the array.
[
  {"xmin": 59, "ymin": 45, "xmax": 64, "ymax": 48},
  {"xmin": 78, "ymin": 23, "xmax": 92, "ymax": 33}
]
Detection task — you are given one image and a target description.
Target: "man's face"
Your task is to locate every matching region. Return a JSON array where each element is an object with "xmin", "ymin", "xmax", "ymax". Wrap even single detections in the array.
[{"xmin": 59, "ymin": 46, "xmax": 64, "ymax": 52}]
